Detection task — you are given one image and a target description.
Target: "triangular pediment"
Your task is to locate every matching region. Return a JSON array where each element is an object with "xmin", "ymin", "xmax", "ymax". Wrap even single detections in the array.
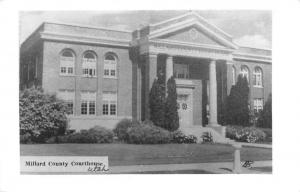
[
  {"xmin": 157, "ymin": 26, "xmax": 222, "ymax": 47},
  {"xmin": 147, "ymin": 12, "xmax": 238, "ymax": 50}
]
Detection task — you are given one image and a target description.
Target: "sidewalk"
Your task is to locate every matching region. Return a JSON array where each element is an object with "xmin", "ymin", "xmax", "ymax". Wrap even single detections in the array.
[
  {"xmin": 235, "ymin": 142, "xmax": 272, "ymax": 149},
  {"xmin": 108, "ymin": 160, "xmax": 272, "ymax": 174}
]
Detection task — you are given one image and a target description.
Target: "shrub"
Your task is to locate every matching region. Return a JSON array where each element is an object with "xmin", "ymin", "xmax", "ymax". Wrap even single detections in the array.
[
  {"xmin": 164, "ymin": 76, "xmax": 179, "ymax": 131},
  {"xmin": 126, "ymin": 122, "xmax": 171, "ymax": 144},
  {"xmin": 47, "ymin": 126, "xmax": 114, "ymax": 144},
  {"xmin": 19, "ymin": 87, "xmax": 69, "ymax": 143},
  {"xmin": 88, "ymin": 126, "xmax": 114, "ymax": 143},
  {"xmin": 20, "ymin": 133, "xmax": 33, "ymax": 144},
  {"xmin": 226, "ymin": 125, "xmax": 266, "ymax": 143},
  {"xmin": 201, "ymin": 132, "xmax": 213, "ymax": 143},
  {"xmin": 114, "ymin": 119, "xmax": 137, "ymax": 141},
  {"xmin": 225, "ymin": 75, "xmax": 250, "ymax": 126},
  {"xmin": 149, "ymin": 73, "xmax": 166, "ymax": 128},
  {"xmin": 171, "ymin": 130, "xmax": 197, "ymax": 144}
]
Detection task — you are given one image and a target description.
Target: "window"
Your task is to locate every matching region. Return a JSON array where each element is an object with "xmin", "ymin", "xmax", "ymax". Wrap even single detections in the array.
[
  {"xmin": 232, "ymin": 66, "xmax": 236, "ymax": 85},
  {"xmin": 82, "ymin": 52, "xmax": 97, "ymax": 77},
  {"xmin": 57, "ymin": 90, "xmax": 75, "ymax": 115},
  {"xmin": 174, "ymin": 63, "xmax": 189, "ymax": 79},
  {"xmin": 60, "ymin": 50, "xmax": 75, "ymax": 76},
  {"xmin": 254, "ymin": 98, "xmax": 264, "ymax": 113},
  {"xmin": 104, "ymin": 53, "xmax": 117, "ymax": 78},
  {"xmin": 240, "ymin": 65, "xmax": 249, "ymax": 82},
  {"xmin": 102, "ymin": 92, "xmax": 117, "ymax": 116},
  {"xmin": 81, "ymin": 92, "xmax": 96, "ymax": 115},
  {"xmin": 253, "ymin": 67, "xmax": 263, "ymax": 87}
]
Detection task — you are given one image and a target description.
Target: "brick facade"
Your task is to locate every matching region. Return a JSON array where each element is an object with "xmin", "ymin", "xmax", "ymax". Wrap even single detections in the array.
[{"xmin": 20, "ymin": 12, "xmax": 272, "ymax": 131}]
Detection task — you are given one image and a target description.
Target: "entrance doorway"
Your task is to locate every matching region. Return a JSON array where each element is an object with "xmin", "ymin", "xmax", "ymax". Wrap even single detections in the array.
[{"xmin": 177, "ymin": 94, "xmax": 192, "ymax": 127}]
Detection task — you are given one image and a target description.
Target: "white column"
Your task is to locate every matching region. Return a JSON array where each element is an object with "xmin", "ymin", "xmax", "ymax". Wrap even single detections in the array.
[
  {"xmin": 208, "ymin": 59, "xmax": 219, "ymax": 127},
  {"xmin": 165, "ymin": 55, "xmax": 173, "ymax": 84}
]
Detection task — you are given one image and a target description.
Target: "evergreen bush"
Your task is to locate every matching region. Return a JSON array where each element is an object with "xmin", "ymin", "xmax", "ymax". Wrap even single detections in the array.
[
  {"xmin": 164, "ymin": 76, "xmax": 179, "ymax": 131},
  {"xmin": 19, "ymin": 87, "xmax": 69, "ymax": 143}
]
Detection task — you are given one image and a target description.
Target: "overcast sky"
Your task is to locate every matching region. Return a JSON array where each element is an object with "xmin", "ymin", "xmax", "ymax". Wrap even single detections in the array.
[{"xmin": 20, "ymin": 10, "xmax": 272, "ymax": 49}]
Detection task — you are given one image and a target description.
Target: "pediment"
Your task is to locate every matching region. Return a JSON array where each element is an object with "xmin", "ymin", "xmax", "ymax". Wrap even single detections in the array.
[
  {"xmin": 157, "ymin": 26, "xmax": 223, "ymax": 47},
  {"xmin": 147, "ymin": 12, "xmax": 238, "ymax": 50}
]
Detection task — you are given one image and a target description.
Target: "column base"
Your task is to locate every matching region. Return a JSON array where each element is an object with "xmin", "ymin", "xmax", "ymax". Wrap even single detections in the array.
[{"xmin": 207, "ymin": 123, "xmax": 226, "ymax": 138}]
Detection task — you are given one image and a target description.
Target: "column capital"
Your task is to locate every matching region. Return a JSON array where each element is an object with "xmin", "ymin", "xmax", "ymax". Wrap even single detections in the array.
[
  {"xmin": 148, "ymin": 52, "xmax": 158, "ymax": 58},
  {"xmin": 226, "ymin": 60, "xmax": 234, "ymax": 65}
]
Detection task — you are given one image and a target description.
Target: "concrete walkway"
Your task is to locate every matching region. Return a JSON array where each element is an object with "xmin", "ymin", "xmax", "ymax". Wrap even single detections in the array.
[
  {"xmin": 108, "ymin": 160, "xmax": 272, "ymax": 174},
  {"xmin": 235, "ymin": 142, "xmax": 272, "ymax": 149}
]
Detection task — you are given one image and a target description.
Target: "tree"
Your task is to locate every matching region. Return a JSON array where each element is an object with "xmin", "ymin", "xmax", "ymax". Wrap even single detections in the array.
[
  {"xmin": 225, "ymin": 75, "xmax": 250, "ymax": 126},
  {"xmin": 19, "ymin": 87, "xmax": 70, "ymax": 143},
  {"xmin": 149, "ymin": 73, "xmax": 166, "ymax": 128},
  {"xmin": 164, "ymin": 76, "xmax": 179, "ymax": 131},
  {"xmin": 257, "ymin": 94, "xmax": 272, "ymax": 128}
]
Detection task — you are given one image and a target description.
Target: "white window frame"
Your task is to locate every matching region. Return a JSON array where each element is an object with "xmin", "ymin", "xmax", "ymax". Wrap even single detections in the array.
[
  {"xmin": 253, "ymin": 98, "xmax": 264, "ymax": 113},
  {"xmin": 60, "ymin": 50, "xmax": 75, "ymax": 76},
  {"xmin": 57, "ymin": 90, "xmax": 75, "ymax": 115},
  {"xmin": 104, "ymin": 54, "xmax": 117, "ymax": 79},
  {"xmin": 253, "ymin": 67, "xmax": 263, "ymax": 88},
  {"xmin": 81, "ymin": 92, "xmax": 96, "ymax": 115},
  {"xmin": 82, "ymin": 52, "xmax": 97, "ymax": 78},
  {"xmin": 102, "ymin": 92, "xmax": 117, "ymax": 116},
  {"xmin": 240, "ymin": 66, "xmax": 249, "ymax": 82}
]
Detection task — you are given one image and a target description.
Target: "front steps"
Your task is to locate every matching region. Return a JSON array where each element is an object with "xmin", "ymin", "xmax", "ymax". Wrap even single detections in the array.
[{"xmin": 181, "ymin": 126, "xmax": 233, "ymax": 144}]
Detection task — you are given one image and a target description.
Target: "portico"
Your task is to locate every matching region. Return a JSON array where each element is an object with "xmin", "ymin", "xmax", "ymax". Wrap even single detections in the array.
[{"xmin": 131, "ymin": 11, "xmax": 239, "ymax": 138}]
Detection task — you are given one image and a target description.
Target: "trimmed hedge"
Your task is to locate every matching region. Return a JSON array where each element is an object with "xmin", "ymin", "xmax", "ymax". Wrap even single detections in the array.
[
  {"xmin": 171, "ymin": 130, "xmax": 197, "ymax": 144},
  {"xmin": 46, "ymin": 126, "xmax": 114, "ymax": 144},
  {"xmin": 126, "ymin": 122, "xmax": 171, "ymax": 144},
  {"xmin": 114, "ymin": 119, "xmax": 198, "ymax": 144},
  {"xmin": 226, "ymin": 125, "xmax": 266, "ymax": 143}
]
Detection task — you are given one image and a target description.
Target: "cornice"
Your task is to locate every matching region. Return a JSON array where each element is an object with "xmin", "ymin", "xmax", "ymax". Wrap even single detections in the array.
[
  {"xmin": 40, "ymin": 32, "xmax": 130, "ymax": 47},
  {"xmin": 233, "ymin": 52, "xmax": 272, "ymax": 63}
]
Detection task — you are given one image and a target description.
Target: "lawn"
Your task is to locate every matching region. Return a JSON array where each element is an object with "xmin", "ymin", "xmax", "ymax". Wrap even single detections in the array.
[{"xmin": 20, "ymin": 143, "xmax": 272, "ymax": 166}]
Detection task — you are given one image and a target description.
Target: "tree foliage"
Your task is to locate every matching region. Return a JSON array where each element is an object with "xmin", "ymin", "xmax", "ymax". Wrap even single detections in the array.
[
  {"xmin": 225, "ymin": 75, "xmax": 250, "ymax": 126},
  {"xmin": 149, "ymin": 73, "xmax": 166, "ymax": 128},
  {"xmin": 19, "ymin": 87, "xmax": 69, "ymax": 143},
  {"xmin": 164, "ymin": 76, "xmax": 179, "ymax": 131},
  {"xmin": 257, "ymin": 94, "xmax": 272, "ymax": 128}
]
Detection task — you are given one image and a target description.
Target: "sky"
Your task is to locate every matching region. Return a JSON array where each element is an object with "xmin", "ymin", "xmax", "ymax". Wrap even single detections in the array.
[{"xmin": 19, "ymin": 10, "xmax": 272, "ymax": 49}]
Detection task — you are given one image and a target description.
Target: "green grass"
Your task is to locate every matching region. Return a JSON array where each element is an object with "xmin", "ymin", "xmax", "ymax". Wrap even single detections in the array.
[{"xmin": 20, "ymin": 143, "xmax": 272, "ymax": 166}]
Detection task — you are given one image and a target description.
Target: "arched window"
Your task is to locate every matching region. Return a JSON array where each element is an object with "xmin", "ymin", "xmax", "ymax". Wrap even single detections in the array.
[
  {"xmin": 60, "ymin": 49, "xmax": 75, "ymax": 75},
  {"xmin": 232, "ymin": 66, "xmax": 236, "ymax": 85},
  {"xmin": 253, "ymin": 67, "xmax": 263, "ymax": 87},
  {"xmin": 104, "ymin": 53, "xmax": 117, "ymax": 78},
  {"xmin": 82, "ymin": 51, "xmax": 97, "ymax": 77},
  {"xmin": 240, "ymin": 65, "xmax": 249, "ymax": 82}
]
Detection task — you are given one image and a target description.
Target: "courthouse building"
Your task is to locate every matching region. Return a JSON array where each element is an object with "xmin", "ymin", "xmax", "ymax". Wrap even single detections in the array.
[{"xmin": 20, "ymin": 12, "xmax": 272, "ymax": 140}]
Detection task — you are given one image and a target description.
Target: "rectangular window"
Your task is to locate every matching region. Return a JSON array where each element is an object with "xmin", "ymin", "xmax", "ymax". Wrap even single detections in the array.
[
  {"xmin": 67, "ymin": 67, "xmax": 73, "ymax": 74},
  {"xmin": 104, "ymin": 69, "xmax": 110, "ymax": 76},
  {"xmin": 254, "ymin": 99, "xmax": 264, "ymax": 113},
  {"xmin": 81, "ymin": 101, "xmax": 88, "ymax": 115},
  {"xmin": 102, "ymin": 92, "xmax": 117, "ymax": 116},
  {"xmin": 81, "ymin": 92, "xmax": 96, "ymax": 115},
  {"xmin": 61, "ymin": 67, "xmax": 66, "ymax": 74},
  {"xmin": 89, "ymin": 101, "xmax": 96, "ymax": 115},
  {"xmin": 60, "ymin": 56, "xmax": 74, "ymax": 75},
  {"xmin": 82, "ymin": 58, "xmax": 96, "ymax": 77},
  {"xmin": 174, "ymin": 63, "xmax": 189, "ymax": 79},
  {"xmin": 104, "ymin": 60, "xmax": 117, "ymax": 78},
  {"xmin": 102, "ymin": 102, "xmax": 109, "ymax": 115},
  {"xmin": 57, "ymin": 90, "xmax": 75, "ymax": 115},
  {"xmin": 66, "ymin": 101, "xmax": 74, "ymax": 115}
]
